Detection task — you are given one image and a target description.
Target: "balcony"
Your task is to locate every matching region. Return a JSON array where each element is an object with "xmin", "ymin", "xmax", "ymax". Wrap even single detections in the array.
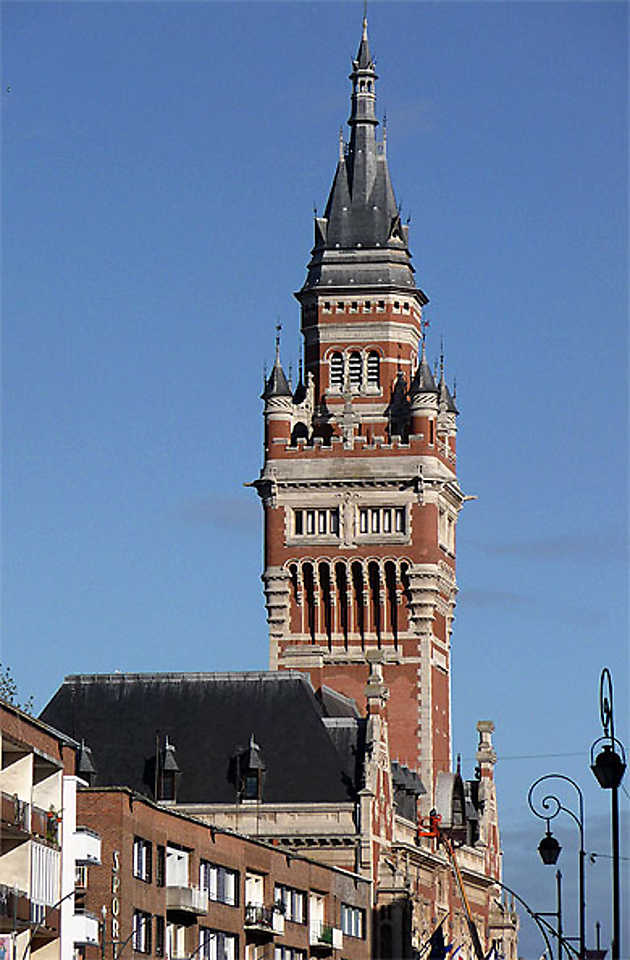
[
  {"xmin": 244, "ymin": 904, "xmax": 284, "ymax": 938},
  {"xmin": 165, "ymin": 885, "xmax": 208, "ymax": 916},
  {"xmin": 30, "ymin": 904, "xmax": 60, "ymax": 946},
  {"xmin": 0, "ymin": 792, "xmax": 30, "ymax": 843},
  {"xmin": 0, "ymin": 884, "xmax": 30, "ymax": 932},
  {"xmin": 74, "ymin": 827, "xmax": 101, "ymax": 865},
  {"xmin": 72, "ymin": 911, "xmax": 100, "ymax": 946},
  {"xmin": 309, "ymin": 922, "xmax": 343, "ymax": 953}
]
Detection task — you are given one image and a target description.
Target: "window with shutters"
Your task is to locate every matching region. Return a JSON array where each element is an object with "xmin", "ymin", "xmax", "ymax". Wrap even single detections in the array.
[
  {"xmin": 200, "ymin": 861, "xmax": 238, "ymax": 907},
  {"xmin": 274, "ymin": 884, "xmax": 305, "ymax": 923},
  {"xmin": 132, "ymin": 910, "xmax": 152, "ymax": 953},
  {"xmin": 199, "ymin": 929, "xmax": 237, "ymax": 960},
  {"xmin": 133, "ymin": 838, "xmax": 152, "ymax": 883},
  {"xmin": 341, "ymin": 904, "xmax": 365, "ymax": 938}
]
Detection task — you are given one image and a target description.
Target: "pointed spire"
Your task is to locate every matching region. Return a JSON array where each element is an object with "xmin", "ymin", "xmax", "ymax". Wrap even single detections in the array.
[
  {"xmin": 262, "ymin": 323, "xmax": 292, "ymax": 400},
  {"xmin": 356, "ymin": 13, "xmax": 372, "ymax": 69},
  {"xmin": 437, "ymin": 339, "xmax": 458, "ymax": 413},
  {"xmin": 301, "ymin": 16, "xmax": 427, "ymax": 299},
  {"xmin": 410, "ymin": 338, "xmax": 437, "ymax": 396}
]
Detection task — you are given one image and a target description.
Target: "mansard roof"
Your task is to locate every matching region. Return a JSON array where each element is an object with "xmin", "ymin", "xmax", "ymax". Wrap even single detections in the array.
[{"xmin": 40, "ymin": 671, "xmax": 365, "ymax": 805}]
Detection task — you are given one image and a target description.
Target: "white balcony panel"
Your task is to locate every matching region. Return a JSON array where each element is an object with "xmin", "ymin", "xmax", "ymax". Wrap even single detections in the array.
[
  {"xmin": 73, "ymin": 912, "xmax": 100, "ymax": 946},
  {"xmin": 166, "ymin": 885, "xmax": 208, "ymax": 915},
  {"xmin": 74, "ymin": 828, "xmax": 101, "ymax": 865}
]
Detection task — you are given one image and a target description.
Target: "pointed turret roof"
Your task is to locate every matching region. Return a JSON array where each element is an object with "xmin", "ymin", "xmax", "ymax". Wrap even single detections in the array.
[
  {"xmin": 410, "ymin": 340, "xmax": 438, "ymax": 395},
  {"xmin": 262, "ymin": 336, "xmax": 292, "ymax": 400},
  {"xmin": 301, "ymin": 17, "xmax": 426, "ymax": 300},
  {"xmin": 437, "ymin": 349, "xmax": 458, "ymax": 413}
]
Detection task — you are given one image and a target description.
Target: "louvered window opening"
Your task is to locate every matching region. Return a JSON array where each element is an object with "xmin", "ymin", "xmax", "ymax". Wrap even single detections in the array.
[
  {"xmin": 348, "ymin": 353, "xmax": 362, "ymax": 388},
  {"xmin": 367, "ymin": 352, "xmax": 380, "ymax": 386},
  {"xmin": 330, "ymin": 353, "xmax": 344, "ymax": 389}
]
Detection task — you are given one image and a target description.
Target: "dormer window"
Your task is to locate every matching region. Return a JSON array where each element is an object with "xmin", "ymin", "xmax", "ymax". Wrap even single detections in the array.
[
  {"xmin": 159, "ymin": 737, "xmax": 180, "ymax": 802},
  {"xmin": 236, "ymin": 735, "xmax": 265, "ymax": 803}
]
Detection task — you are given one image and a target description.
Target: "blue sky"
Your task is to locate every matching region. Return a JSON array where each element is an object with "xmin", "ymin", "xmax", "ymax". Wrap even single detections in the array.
[{"xmin": 2, "ymin": 2, "xmax": 628, "ymax": 955}]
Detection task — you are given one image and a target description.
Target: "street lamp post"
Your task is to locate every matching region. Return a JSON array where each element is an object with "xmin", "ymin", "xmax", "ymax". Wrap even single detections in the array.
[
  {"xmin": 527, "ymin": 774, "xmax": 586, "ymax": 960},
  {"xmin": 590, "ymin": 667, "xmax": 626, "ymax": 960}
]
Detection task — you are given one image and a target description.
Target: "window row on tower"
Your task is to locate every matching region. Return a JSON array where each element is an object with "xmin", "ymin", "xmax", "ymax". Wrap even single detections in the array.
[
  {"xmin": 329, "ymin": 350, "xmax": 380, "ymax": 391},
  {"xmin": 291, "ymin": 506, "xmax": 406, "ymax": 539}
]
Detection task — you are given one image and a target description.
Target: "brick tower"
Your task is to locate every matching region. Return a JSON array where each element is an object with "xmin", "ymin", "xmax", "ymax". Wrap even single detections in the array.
[{"xmin": 254, "ymin": 18, "xmax": 462, "ymax": 801}]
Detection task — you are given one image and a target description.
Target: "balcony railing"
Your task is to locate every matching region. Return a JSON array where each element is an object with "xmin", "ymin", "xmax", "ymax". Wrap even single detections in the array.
[
  {"xmin": 309, "ymin": 921, "xmax": 343, "ymax": 951},
  {"xmin": 244, "ymin": 904, "xmax": 284, "ymax": 936},
  {"xmin": 74, "ymin": 827, "xmax": 101, "ymax": 865},
  {"xmin": 0, "ymin": 792, "xmax": 30, "ymax": 834},
  {"xmin": 165, "ymin": 885, "xmax": 208, "ymax": 915},
  {"xmin": 0, "ymin": 884, "xmax": 30, "ymax": 931}
]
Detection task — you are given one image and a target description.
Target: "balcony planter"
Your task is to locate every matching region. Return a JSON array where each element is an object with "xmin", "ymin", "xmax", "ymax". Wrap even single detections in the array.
[{"xmin": 309, "ymin": 922, "xmax": 342, "ymax": 953}]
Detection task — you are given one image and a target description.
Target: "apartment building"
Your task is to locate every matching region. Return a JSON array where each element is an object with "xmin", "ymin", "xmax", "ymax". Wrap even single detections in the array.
[
  {"xmin": 76, "ymin": 786, "xmax": 371, "ymax": 960},
  {"xmin": 0, "ymin": 702, "xmax": 102, "ymax": 960}
]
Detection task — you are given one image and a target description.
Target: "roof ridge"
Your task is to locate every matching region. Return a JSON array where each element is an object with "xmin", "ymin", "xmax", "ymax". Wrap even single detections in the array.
[{"xmin": 63, "ymin": 671, "xmax": 311, "ymax": 686}]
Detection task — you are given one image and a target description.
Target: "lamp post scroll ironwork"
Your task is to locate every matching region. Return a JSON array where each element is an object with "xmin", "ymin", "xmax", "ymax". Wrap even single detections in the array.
[
  {"xmin": 527, "ymin": 774, "xmax": 586, "ymax": 960},
  {"xmin": 590, "ymin": 667, "xmax": 626, "ymax": 960}
]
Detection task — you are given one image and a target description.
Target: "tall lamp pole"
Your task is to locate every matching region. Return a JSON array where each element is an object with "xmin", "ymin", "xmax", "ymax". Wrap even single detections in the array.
[
  {"xmin": 527, "ymin": 774, "xmax": 586, "ymax": 960},
  {"xmin": 590, "ymin": 667, "xmax": 626, "ymax": 960}
]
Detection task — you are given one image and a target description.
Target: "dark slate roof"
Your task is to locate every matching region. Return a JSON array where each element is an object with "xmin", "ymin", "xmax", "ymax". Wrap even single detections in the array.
[
  {"xmin": 391, "ymin": 761, "xmax": 426, "ymax": 822},
  {"xmin": 300, "ymin": 19, "xmax": 426, "ymax": 300},
  {"xmin": 262, "ymin": 357, "xmax": 292, "ymax": 400},
  {"xmin": 410, "ymin": 343, "xmax": 438, "ymax": 395},
  {"xmin": 439, "ymin": 377, "xmax": 458, "ymax": 414},
  {"xmin": 316, "ymin": 685, "xmax": 360, "ymax": 719},
  {"xmin": 40, "ymin": 672, "xmax": 362, "ymax": 805}
]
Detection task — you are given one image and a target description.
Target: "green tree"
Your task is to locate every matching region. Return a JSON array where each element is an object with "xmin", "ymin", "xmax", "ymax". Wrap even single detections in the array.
[{"xmin": 0, "ymin": 663, "xmax": 34, "ymax": 714}]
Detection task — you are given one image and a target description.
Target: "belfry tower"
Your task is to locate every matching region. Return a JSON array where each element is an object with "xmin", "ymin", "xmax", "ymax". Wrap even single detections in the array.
[{"xmin": 255, "ymin": 19, "xmax": 462, "ymax": 799}]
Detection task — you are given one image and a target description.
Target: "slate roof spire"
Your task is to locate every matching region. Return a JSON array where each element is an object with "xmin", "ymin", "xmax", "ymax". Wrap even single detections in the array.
[
  {"xmin": 410, "ymin": 338, "xmax": 438, "ymax": 397},
  {"xmin": 301, "ymin": 16, "xmax": 424, "ymax": 296},
  {"xmin": 262, "ymin": 325, "xmax": 292, "ymax": 400}
]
